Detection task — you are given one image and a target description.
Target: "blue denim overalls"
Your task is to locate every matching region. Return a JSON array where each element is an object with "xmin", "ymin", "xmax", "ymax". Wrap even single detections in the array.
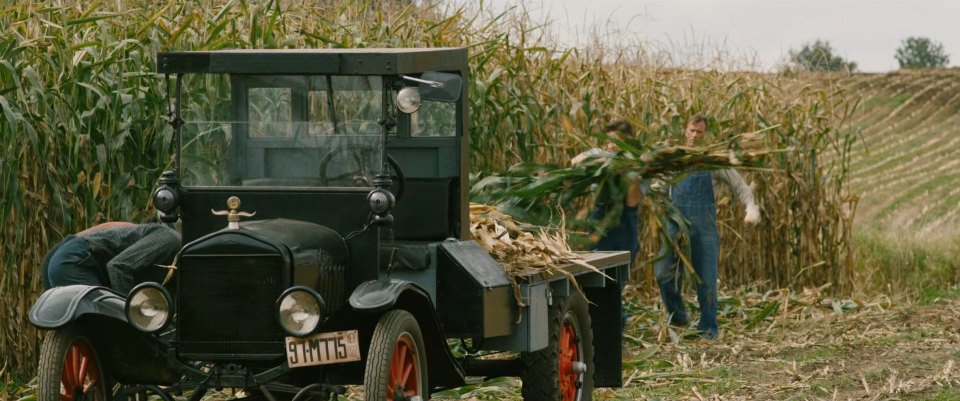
[
  {"xmin": 590, "ymin": 200, "xmax": 639, "ymax": 328},
  {"xmin": 654, "ymin": 171, "xmax": 720, "ymax": 338},
  {"xmin": 590, "ymin": 206, "xmax": 640, "ymax": 262}
]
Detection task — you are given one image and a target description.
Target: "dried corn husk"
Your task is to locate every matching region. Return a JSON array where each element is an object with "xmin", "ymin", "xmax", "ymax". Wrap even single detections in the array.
[
  {"xmin": 469, "ymin": 203, "xmax": 603, "ymax": 275},
  {"xmin": 469, "ymin": 203, "xmax": 609, "ymax": 313}
]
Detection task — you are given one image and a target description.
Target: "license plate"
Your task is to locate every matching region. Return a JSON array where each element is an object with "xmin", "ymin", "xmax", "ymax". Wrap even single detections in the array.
[{"xmin": 285, "ymin": 330, "xmax": 361, "ymax": 368}]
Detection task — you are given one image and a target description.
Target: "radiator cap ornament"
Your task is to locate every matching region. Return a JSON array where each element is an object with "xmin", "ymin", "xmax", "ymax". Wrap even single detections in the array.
[{"xmin": 211, "ymin": 196, "xmax": 256, "ymax": 229}]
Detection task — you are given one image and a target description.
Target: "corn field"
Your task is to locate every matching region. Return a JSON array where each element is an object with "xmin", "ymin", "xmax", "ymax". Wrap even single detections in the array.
[
  {"xmin": 842, "ymin": 69, "xmax": 960, "ymax": 237},
  {"xmin": 0, "ymin": 0, "xmax": 857, "ymax": 378},
  {"xmin": 836, "ymin": 69, "xmax": 960, "ymax": 292}
]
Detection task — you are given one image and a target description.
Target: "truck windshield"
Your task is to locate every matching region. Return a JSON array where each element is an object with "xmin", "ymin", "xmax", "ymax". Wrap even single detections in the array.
[{"xmin": 178, "ymin": 74, "xmax": 384, "ymax": 188}]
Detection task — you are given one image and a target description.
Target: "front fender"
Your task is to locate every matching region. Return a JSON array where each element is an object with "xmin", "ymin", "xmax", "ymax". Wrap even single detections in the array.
[
  {"xmin": 349, "ymin": 279, "xmax": 425, "ymax": 313},
  {"xmin": 29, "ymin": 285, "xmax": 127, "ymax": 329},
  {"xmin": 348, "ymin": 279, "xmax": 466, "ymax": 389},
  {"xmin": 29, "ymin": 285, "xmax": 178, "ymax": 385}
]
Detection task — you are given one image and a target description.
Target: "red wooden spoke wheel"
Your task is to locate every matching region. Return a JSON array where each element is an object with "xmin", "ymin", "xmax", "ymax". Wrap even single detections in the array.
[
  {"xmin": 387, "ymin": 334, "xmax": 421, "ymax": 400},
  {"xmin": 61, "ymin": 339, "xmax": 104, "ymax": 401},
  {"xmin": 558, "ymin": 321, "xmax": 581, "ymax": 401},
  {"xmin": 521, "ymin": 293, "xmax": 595, "ymax": 401},
  {"xmin": 39, "ymin": 326, "xmax": 111, "ymax": 401},
  {"xmin": 364, "ymin": 310, "xmax": 428, "ymax": 401}
]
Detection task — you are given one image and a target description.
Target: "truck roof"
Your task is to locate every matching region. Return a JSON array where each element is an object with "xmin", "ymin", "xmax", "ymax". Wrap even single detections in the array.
[{"xmin": 157, "ymin": 47, "xmax": 468, "ymax": 75}]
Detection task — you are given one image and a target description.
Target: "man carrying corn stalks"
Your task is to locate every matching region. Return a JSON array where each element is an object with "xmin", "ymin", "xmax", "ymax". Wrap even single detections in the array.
[
  {"xmin": 571, "ymin": 119, "xmax": 645, "ymax": 260},
  {"xmin": 571, "ymin": 119, "xmax": 645, "ymax": 325},
  {"xmin": 654, "ymin": 114, "xmax": 761, "ymax": 340}
]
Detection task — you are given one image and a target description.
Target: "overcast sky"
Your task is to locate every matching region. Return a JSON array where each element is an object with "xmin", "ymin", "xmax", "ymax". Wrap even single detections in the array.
[{"xmin": 479, "ymin": 0, "xmax": 960, "ymax": 72}]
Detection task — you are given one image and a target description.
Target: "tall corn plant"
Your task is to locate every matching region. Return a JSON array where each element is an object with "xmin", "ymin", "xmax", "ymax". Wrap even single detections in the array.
[
  {"xmin": 0, "ymin": 3, "xmax": 176, "ymax": 378},
  {"xmin": 0, "ymin": 0, "xmax": 856, "ymax": 378}
]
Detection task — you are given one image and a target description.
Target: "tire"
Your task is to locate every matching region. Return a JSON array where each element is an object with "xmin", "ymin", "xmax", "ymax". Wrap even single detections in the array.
[
  {"xmin": 521, "ymin": 292, "xmax": 594, "ymax": 401},
  {"xmin": 364, "ymin": 310, "xmax": 428, "ymax": 401},
  {"xmin": 38, "ymin": 324, "xmax": 112, "ymax": 401}
]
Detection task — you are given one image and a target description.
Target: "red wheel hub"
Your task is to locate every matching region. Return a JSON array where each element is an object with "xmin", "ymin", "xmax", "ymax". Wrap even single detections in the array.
[
  {"xmin": 558, "ymin": 321, "xmax": 581, "ymax": 401},
  {"xmin": 387, "ymin": 334, "xmax": 420, "ymax": 400},
  {"xmin": 61, "ymin": 339, "xmax": 104, "ymax": 401}
]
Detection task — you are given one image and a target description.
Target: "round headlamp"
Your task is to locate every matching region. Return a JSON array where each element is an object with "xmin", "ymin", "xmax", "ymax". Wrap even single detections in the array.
[
  {"xmin": 277, "ymin": 287, "xmax": 325, "ymax": 337},
  {"xmin": 367, "ymin": 189, "xmax": 395, "ymax": 215},
  {"xmin": 153, "ymin": 187, "xmax": 179, "ymax": 213},
  {"xmin": 125, "ymin": 283, "xmax": 172, "ymax": 333},
  {"xmin": 153, "ymin": 170, "xmax": 181, "ymax": 223},
  {"xmin": 396, "ymin": 87, "xmax": 421, "ymax": 114}
]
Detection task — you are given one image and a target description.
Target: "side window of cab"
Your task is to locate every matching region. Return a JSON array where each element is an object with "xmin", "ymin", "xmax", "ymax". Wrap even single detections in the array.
[{"xmin": 411, "ymin": 100, "xmax": 456, "ymax": 137}]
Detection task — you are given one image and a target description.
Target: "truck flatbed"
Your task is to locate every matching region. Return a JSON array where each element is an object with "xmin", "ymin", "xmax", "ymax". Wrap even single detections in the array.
[{"xmin": 512, "ymin": 250, "xmax": 631, "ymax": 284}]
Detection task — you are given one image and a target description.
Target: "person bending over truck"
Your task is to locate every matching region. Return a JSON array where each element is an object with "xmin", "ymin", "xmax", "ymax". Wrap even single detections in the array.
[
  {"xmin": 41, "ymin": 218, "xmax": 181, "ymax": 295},
  {"xmin": 654, "ymin": 114, "xmax": 760, "ymax": 340}
]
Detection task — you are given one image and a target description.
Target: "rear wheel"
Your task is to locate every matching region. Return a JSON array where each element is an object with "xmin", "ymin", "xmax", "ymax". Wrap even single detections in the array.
[
  {"xmin": 38, "ymin": 324, "xmax": 111, "ymax": 401},
  {"xmin": 521, "ymin": 292, "xmax": 594, "ymax": 401},
  {"xmin": 364, "ymin": 310, "xmax": 428, "ymax": 401}
]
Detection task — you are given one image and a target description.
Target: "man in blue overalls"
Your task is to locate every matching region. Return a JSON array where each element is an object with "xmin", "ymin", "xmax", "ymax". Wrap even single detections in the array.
[{"xmin": 654, "ymin": 115, "xmax": 760, "ymax": 340}]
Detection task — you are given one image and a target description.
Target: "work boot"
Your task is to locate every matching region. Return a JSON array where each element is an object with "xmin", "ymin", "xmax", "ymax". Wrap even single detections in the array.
[
  {"xmin": 698, "ymin": 329, "xmax": 719, "ymax": 341},
  {"xmin": 668, "ymin": 315, "xmax": 689, "ymax": 327}
]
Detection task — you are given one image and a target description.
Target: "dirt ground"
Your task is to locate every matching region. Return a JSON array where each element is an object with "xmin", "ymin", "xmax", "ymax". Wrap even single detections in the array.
[
  {"xmin": 427, "ymin": 286, "xmax": 960, "ymax": 401},
  {"xmin": 598, "ymin": 286, "xmax": 960, "ymax": 401}
]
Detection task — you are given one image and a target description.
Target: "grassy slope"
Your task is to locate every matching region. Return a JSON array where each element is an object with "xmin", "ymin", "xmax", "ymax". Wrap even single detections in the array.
[{"xmin": 840, "ymin": 69, "xmax": 960, "ymax": 241}]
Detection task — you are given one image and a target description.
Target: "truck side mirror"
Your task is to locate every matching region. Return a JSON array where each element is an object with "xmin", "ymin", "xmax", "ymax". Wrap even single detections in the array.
[{"xmin": 419, "ymin": 72, "xmax": 462, "ymax": 103}]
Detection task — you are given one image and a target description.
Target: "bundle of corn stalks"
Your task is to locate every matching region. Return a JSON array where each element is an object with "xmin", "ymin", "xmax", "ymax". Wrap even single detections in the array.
[
  {"xmin": 469, "ymin": 203, "xmax": 599, "ymax": 276},
  {"xmin": 469, "ymin": 203, "xmax": 605, "ymax": 309},
  {"xmin": 472, "ymin": 128, "xmax": 783, "ymax": 251}
]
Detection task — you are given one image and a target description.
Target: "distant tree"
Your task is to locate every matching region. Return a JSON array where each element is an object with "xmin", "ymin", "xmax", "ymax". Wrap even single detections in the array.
[
  {"xmin": 785, "ymin": 40, "xmax": 857, "ymax": 72},
  {"xmin": 895, "ymin": 37, "xmax": 950, "ymax": 69}
]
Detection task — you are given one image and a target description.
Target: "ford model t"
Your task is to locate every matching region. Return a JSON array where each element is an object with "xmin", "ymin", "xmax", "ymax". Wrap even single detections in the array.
[{"xmin": 29, "ymin": 48, "xmax": 628, "ymax": 401}]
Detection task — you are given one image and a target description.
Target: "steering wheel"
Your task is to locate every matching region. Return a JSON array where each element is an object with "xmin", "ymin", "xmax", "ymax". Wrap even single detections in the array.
[
  {"xmin": 318, "ymin": 146, "xmax": 374, "ymax": 187},
  {"xmin": 317, "ymin": 148, "xmax": 405, "ymax": 200}
]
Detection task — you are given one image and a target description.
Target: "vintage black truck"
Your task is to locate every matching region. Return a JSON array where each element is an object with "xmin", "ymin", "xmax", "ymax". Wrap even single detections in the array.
[{"xmin": 29, "ymin": 48, "xmax": 628, "ymax": 401}]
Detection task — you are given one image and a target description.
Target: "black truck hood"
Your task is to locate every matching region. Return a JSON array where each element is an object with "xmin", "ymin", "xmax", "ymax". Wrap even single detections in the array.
[{"xmin": 182, "ymin": 218, "xmax": 348, "ymax": 265}]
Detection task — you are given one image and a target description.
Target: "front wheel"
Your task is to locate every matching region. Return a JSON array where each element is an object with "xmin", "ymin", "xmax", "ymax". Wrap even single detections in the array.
[
  {"xmin": 364, "ymin": 310, "xmax": 428, "ymax": 401},
  {"xmin": 521, "ymin": 292, "xmax": 595, "ymax": 401},
  {"xmin": 38, "ymin": 324, "xmax": 112, "ymax": 401}
]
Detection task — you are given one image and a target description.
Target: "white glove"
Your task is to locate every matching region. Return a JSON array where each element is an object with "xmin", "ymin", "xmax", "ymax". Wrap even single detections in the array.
[
  {"xmin": 744, "ymin": 204, "xmax": 761, "ymax": 225},
  {"xmin": 650, "ymin": 179, "xmax": 666, "ymax": 192},
  {"xmin": 570, "ymin": 153, "xmax": 587, "ymax": 166},
  {"xmin": 571, "ymin": 148, "xmax": 606, "ymax": 166}
]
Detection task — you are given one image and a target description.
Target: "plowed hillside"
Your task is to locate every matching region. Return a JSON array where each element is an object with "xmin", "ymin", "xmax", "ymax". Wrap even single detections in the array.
[{"xmin": 840, "ymin": 69, "xmax": 960, "ymax": 240}]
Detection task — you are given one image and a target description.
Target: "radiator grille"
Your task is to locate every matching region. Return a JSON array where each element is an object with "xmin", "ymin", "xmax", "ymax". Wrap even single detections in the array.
[
  {"xmin": 314, "ymin": 250, "xmax": 348, "ymax": 313},
  {"xmin": 177, "ymin": 254, "xmax": 285, "ymax": 359}
]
